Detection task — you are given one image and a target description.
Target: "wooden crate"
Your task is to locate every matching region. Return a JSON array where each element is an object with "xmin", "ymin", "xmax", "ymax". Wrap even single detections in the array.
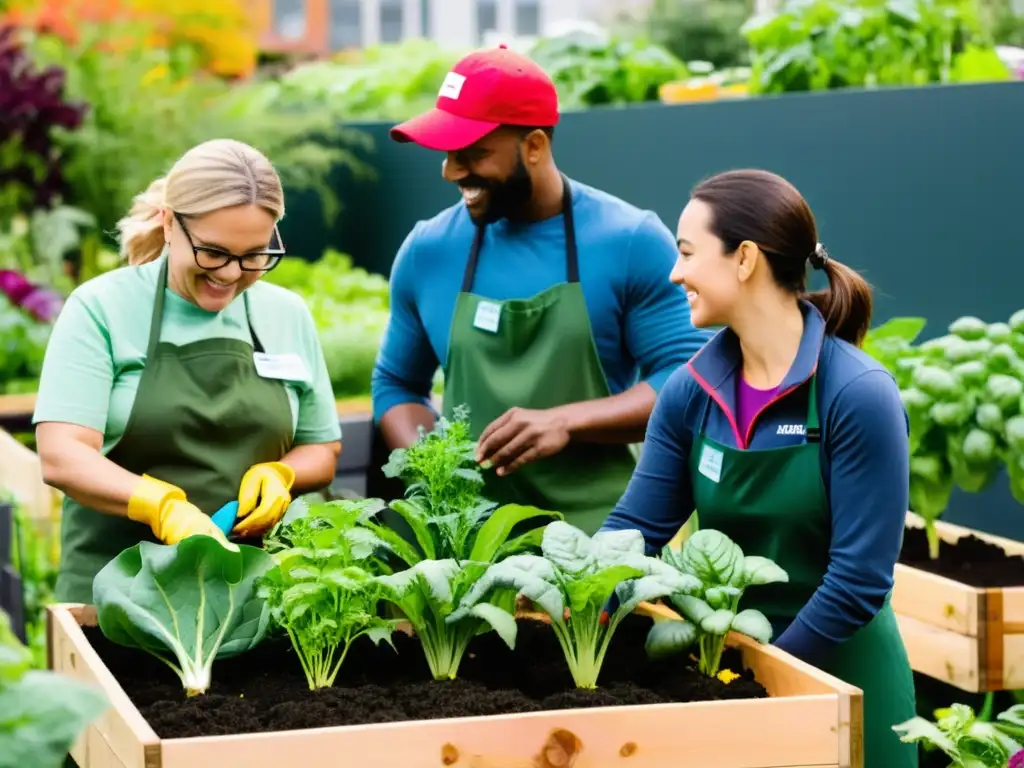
[
  {"xmin": 893, "ymin": 512, "xmax": 1024, "ymax": 692},
  {"xmin": 48, "ymin": 601, "xmax": 862, "ymax": 768},
  {"xmin": 0, "ymin": 427, "xmax": 61, "ymax": 523}
]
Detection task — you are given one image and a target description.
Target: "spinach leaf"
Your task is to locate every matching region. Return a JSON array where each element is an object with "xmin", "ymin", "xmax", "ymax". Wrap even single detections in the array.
[
  {"xmin": 374, "ymin": 558, "xmax": 516, "ymax": 680},
  {"xmin": 645, "ymin": 529, "xmax": 788, "ymax": 678},
  {"xmin": 92, "ymin": 535, "xmax": 273, "ymax": 696},
  {"xmin": 448, "ymin": 521, "xmax": 700, "ymax": 689}
]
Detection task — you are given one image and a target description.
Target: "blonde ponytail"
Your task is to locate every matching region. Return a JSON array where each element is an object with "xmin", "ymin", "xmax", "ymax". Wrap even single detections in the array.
[
  {"xmin": 115, "ymin": 139, "xmax": 285, "ymax": 268},
  {"xmin": 116, "ymin": 177, "xmax": 167, "ymax": 266}
]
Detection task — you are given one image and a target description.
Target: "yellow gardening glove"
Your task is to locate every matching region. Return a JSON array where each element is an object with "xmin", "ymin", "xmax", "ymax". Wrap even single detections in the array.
[
  {"xmin": 232, "ymin": 461, "xmax": 295, "ymax": 537},
  {"xmin": 127, "ymin": 475, "xmax": 239, "ymax": 552}
]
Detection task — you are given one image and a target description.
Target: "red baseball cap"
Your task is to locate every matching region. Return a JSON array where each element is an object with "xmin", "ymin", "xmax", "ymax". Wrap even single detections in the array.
[{"xmin": 390, "ymin": 44, "xmax": 559, "ymax": 152}]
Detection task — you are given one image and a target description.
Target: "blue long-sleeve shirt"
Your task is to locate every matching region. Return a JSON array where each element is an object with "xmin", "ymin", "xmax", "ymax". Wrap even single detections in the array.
[
  {"xmin": 600, "ymin": 301, "xmax": 910, "ymax": 664},
  {"xmin": 371, "ymin": 178, "xmax": 711, "ymax": 420}
]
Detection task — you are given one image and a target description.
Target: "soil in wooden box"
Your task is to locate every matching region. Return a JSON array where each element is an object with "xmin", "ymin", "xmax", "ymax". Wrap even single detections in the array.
[
  {"xmin": 899, "ymin": 527, "xmax": 1024, "ymax": 587},
  {"xmin": 82, "ymin": 613, "xmax": 767, "ymax": 738}
]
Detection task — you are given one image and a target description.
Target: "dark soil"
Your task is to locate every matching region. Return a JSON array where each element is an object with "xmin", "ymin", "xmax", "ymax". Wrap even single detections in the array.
[
  {"xmin": 899, "ymin": 526, "xmax": 1024, "ymax": 587},
  {"xmin": 84, "ymin": 614, "xmax": 767, "ymax": 739}
]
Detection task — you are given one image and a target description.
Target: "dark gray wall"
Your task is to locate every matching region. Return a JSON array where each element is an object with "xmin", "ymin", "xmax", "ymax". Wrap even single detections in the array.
[{"xmin": 280, "ymin": 80, "xmax": 1024, "ymax": 539}]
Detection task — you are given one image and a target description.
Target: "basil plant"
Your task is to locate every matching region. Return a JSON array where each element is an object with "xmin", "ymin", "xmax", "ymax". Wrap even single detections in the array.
[{"xmin": 645, "ymin": 529, "xmax": 788, "ymax": 678}]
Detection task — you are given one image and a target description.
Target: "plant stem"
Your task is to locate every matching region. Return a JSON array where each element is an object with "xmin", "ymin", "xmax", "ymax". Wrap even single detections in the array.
[
  {"xmin": 980, "ymin": 691, "xmax": 995, "ymax": 722},
  {"xmin": 926, "ymin": 521, "xmax": 941, "ymax": 560}
]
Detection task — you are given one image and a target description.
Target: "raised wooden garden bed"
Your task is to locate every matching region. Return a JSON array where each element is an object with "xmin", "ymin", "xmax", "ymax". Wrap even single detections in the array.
[
  {"xmin": 894, "ymin": 512, "xmax": 1024, "ymax": 692},
  {"xmin": 49, "ymin": 601, "xmax": 862, "ymax": 768}
]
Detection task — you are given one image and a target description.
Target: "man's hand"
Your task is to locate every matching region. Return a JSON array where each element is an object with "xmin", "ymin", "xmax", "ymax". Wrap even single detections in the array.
[{"xmin": 476, "ymin": 407, "xmax": 571, "ymax": 476}]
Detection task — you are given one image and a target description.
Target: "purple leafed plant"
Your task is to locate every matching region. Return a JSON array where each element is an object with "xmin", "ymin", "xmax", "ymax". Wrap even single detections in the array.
[
  {"xmin": 1010, "ymin": 749, "xmax": 1024, "ymax": 768},
  {"xmin": 0, "ymin": 25, "xmax": 87, "ymax": 210},
  {"xmin": 0, "ymin": 269, "xmax": 63, "ymax": 322}
]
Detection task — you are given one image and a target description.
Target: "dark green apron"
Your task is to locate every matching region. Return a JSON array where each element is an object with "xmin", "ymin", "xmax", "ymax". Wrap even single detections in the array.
[
  {"xmin": 54, "ymin": 258, "xmax": 294, "ymax": 604},
  {"xmin": 441, "ymin": 176, "xmax": 637, "ymax": 535},
  {"xmin": 690, "ymin": 374, "xmax": 917, "ymax": 767}
]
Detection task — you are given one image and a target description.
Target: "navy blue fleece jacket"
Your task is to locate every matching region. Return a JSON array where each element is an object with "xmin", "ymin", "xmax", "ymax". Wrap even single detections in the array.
[{"xmin": 600, "ymin": 302, "xmax": 910, "ymax": 663}]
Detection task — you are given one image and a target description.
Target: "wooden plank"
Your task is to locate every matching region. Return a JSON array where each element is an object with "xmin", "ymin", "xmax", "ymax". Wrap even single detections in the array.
[
  {"xmin": 1002, "ymin": 588, "xmax": 1024, "ymax": 631},
  {"xmin": 335, "ymin": 396, "xmax": 372, "ymax": 416},
  {"xmin": 48, "ymin": 604, "xmax": 161, "ymax": 768},
  {"xmin": 54, "ymin": 600, "xmax": 854, "ymax": 768},
  {"xmin": 0, "ymin": 427, "xmax": 60, "ymax": 522},
  {"xmin": 0, "ymin": 392, "xmax": 35, "ymax": 416},
  {"xmin": 895, "ymin": 613, "xmax": 981, "ymax": 691},
  {"xmin": 892, "ymin": 563, "xmax": 980, "ymax": 636},
  {"xmin": 1004, "ymin": 633, "xmax": 1024, "ymax": 689},
  {"xmin": 161, "ymin": 695, "xmax": 843, "ymax": 768}
]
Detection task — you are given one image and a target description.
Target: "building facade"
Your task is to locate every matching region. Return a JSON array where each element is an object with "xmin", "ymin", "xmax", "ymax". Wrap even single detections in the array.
[{"xmin": 252, "ymin": 0, "xmax": 648, "ymax": 55}]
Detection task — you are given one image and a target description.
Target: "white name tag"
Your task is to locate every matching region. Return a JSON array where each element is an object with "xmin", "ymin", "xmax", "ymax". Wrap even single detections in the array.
[
  {"xmin": 253, "ymin": 352, "xmax": 308, "ymax": 382},
  {"xmin": 697, "ymin": 444, "xmax": 723, "ymax": 484},
  {"xmin": 473, "ymin": 301, "xmax": 502, "ymax": 333}
]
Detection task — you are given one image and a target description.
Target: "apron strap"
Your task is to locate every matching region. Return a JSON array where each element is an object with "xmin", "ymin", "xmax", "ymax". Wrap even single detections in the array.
[
  {"xmin": 242, "ymin": 291, "xmax": 267, "ymax": 354},
  {"xmin": 805, "ymin": 373, "xmax": 821, "ymax": 443},
  {"xmin": 150, "ymin": 256, "xmax": 267, "ymax": 356},
  {"xmin": 460, "ymin": 173, "xmax": 578, "ymax": 293},
  {"xmin": 148, "ymin": 258, "xmax": 171, "ymax": 361}
]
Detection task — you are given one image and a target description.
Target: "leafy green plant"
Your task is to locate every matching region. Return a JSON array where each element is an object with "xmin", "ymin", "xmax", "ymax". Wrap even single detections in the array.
[
  {"xmin": 271, "ymin": 38, "xmax": 460, "ymax": 122},
  {"xmin": 0, "ymin": 291, "xmax": 51, "ymax": 394},
  {"xmin": 644, "ymin": 530, "xmax": 788, "ymax": 678},
  {"xmin": 263, "ymin": 250, "xmax": 390, "ymax": 398},
  {"xmin": 374, "ymin": 558, "xmax": 513, "ymax": 680},
  {"xmin": 447, "ymin": 521, "xmax": 700, "ymax": 689},
  {"xmin": 25, "ymin": 20, "xmax": 367, "ymax": 246},
  {"xmin": 258, "ymin": 500, "xmax": 399, "ymax": 690},
  {"xmin": 742, "ymin": 0, "xmax": 1010, "ymax": 95},
  {"xmin": 862, "ymin": 309, "xmax": 1024, "ymax": 558},
  {"xmin": 92, "ymin": 535, "xmax": 273, "ymax": 696},
  {"xmin": 893, "ymin": 701, "xmax": 1024, "ymax": 767},
  {"xmin": 526, "ymin": 28, "xmax": 689, "ymax": 109},
  {"xmin": 636, "ymin": 0, "xmax": 754, "ymax": 69},
  {"xmin": 0, "ymin": 608, "xmax": 108, "ymax": 767},
  {"xmin": 377, "ymin": 404, "xmax": 563, "ymax": 564}
]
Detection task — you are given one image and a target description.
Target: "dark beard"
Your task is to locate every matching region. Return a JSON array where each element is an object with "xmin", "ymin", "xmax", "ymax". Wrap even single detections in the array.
[{"xmin": 465, "ymin": 155, "xmax": 534, "ymax": 225}]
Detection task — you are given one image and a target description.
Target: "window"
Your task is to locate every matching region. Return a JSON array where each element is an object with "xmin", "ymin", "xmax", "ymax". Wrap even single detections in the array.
[
  {"xmin": 514, "ymin": 0, "xmax": 540, "ymax": 37},
  {"xmin": 272, "ymin": 0, "xmax": 307, "ymax": 40},
  {"xmin": 329, "ymin": 0, "xmax": 362, "ymax": 50},
  {"xmin": 475, "ymin": 0, "xmax": 498, "ymax": 43},
  {"xmin": 380, "ymin": 0, "xmax": 404, "ymax": 44},
  {"xmin": 420, "ymin": 0, "xmax": 431, "ymax": 38}
]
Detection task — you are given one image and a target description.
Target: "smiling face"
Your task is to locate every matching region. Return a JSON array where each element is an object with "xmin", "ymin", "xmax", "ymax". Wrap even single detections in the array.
[
  {"xmin": 441, "ymin": 127, "xmax": 543, "ymax": 223},
  {"xmin": 162, "ymin": 204, "xmax": 280, "ymax": 313},
  {"xmin": 670, "ymin": 198, "xmax": 747, "ymax": 328}
]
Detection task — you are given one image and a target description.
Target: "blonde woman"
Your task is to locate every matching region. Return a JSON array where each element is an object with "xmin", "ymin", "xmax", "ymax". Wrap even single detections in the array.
[{"xmin": 34, "ymin": 139, "xmax": 342, "ymax": 603}]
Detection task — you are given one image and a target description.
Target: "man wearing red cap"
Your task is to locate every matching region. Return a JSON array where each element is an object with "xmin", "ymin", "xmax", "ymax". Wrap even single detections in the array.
[{"xmin": 372, "ymin": 45, "xmax": 709, "ymax": 534}]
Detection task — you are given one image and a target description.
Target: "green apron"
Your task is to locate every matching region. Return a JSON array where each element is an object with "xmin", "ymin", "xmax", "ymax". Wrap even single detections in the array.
[
  {"xmin": 54, "ymin": 258, "xmax": 294, "ymax": 604},
  {"xmin": 690, "ymin": 374, "xmax": 917, "ymax": 767},
  {"xmin": 441, "ymin": 176, "xmax": 637, "ymax": 535}
]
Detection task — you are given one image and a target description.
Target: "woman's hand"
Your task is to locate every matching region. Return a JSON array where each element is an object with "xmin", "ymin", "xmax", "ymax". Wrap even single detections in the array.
[{"xmin": 232, "ymin": 461, "xmax": 295, "ymax": 537}]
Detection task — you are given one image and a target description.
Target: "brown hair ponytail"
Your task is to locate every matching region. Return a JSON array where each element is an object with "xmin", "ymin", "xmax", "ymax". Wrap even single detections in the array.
[
  {"xmin": 692, "ymin": 169, "xmax": 875, "ymax": 347},
  {"xmin": 802, "ymin": 244, "xmax": 874, "ymax": 346}
]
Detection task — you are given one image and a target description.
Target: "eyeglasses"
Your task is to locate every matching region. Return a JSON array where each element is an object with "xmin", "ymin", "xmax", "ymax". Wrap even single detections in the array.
[{"xmin": 174, "ymin": 212, "xmax": 286, "ymax": 272}]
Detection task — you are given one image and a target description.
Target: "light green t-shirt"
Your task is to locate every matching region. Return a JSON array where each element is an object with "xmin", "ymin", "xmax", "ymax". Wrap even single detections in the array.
[{"xmin": 33, "ymin": 258, "xmax": 341, "ymax": 452}]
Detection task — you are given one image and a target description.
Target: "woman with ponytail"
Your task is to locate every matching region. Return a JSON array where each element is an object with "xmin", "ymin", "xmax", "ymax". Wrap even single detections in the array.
[
  {"xmin": 33, "ymin": 139, "xmax": 342, "ymax": 604},
  {"xmin": 600, "ymin": 169, "xmax": 917, "ymax": 766}
]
